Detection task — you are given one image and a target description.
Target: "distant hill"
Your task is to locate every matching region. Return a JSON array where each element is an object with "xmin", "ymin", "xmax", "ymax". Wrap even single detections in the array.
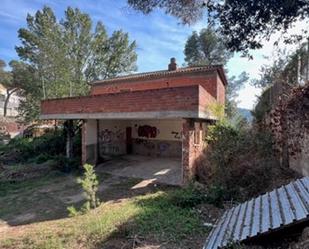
[{"xmin": 238, "ymin": 108, "xmax": 253, "ymax": 122}]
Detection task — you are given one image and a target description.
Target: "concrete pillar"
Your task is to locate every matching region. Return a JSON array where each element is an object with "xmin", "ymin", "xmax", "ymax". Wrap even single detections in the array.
[
  {"xmin": 81, "ymin": 119, "xmax": 98, "ymax": 166},
  {"xmin": 81, "ymin": 120, "xmax": 87, "ymax": 165},
  {"xmin": 65, "ymin": 120, "xmax": 74, "ymax": 159}
]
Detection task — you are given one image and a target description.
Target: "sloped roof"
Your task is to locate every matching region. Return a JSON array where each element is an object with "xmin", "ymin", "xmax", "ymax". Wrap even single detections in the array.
[
  {"xmin": 90, "ymin": 65, "xmax": 227, "ymax": 86},
  {"xmin": 204, "ymin": 177, "xmax": 309, "ymax": 249}
]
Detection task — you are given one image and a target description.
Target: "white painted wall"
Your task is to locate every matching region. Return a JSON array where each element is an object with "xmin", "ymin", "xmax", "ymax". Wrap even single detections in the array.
[
  {"xmin": 98, "ymin": 119, "xmax": 129, "ymax": 155},
  {"xmin": 131, "ymin": 119, "xmax": 182, "ymax": 141},
  {"xmin": 85, "ymin": 120, "xmax": 97, "ymax": 145}
]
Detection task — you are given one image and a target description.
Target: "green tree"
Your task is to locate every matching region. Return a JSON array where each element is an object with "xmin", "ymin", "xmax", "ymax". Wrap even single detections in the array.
[
  {"xmin": 184, "ymin": 28, "xmax": 248, "ymax": 117},
  {"xmin": 128, "ymin": 0, "xmax": 308, "ymax": 54},
  {"xmin": 0, "ymin": 60, "xmax": 13, "ymax": 117},
  {"xmin": 0, "ymin": 60, "xmax": 35, "ymax": 117},
  {"xmin": 184, "ymin": 27, "xmax": 232, "ymax": 66},
  {"xmin": 252, "ymin": 44, "xmax": 309, "ymax": 122},
  {"xmin": 253, "ymin": 45, "xmax": 309, "ymax": 90},
  {"xmin": 16, "ymin": 6, "xmax": 137, "ymax": 122},
  {"xmin": 86, "ymin": 25, "xmax": 137, "ymax": 80},
  {"xmin": 226, "ymin": 72, "xmax": 249, "ymax": 117}
]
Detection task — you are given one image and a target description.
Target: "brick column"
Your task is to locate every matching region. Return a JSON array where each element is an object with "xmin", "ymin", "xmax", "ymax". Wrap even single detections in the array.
[
  {"xmin": 182, "ymin": 119, "xmax": 207, "ymax": 184},
  {"xmin": 182, "ymin": 119, "xmax": 195, "ymax": 184}
]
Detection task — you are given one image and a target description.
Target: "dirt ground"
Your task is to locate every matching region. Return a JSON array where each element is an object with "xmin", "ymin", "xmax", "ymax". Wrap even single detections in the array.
[
  {"xmin": 1, "ymin": 161, "xmax": 303, "ymax": 249},
  {"xmin": 0, "ymin": 161, "xmax": 212, "ymax": 249},
  {"xmin": 0, "ymin": 163, "xmax": 160, "ymax": 229}
]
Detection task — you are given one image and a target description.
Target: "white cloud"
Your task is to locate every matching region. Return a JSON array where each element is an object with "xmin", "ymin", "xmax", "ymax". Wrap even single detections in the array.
[
  {"xmin": 1, "ymin": 0, "xmax": 307, "ymax": 111},
  {"xmin": 227, "ymin": 19, "xmax": 309, "ymax": 109}
]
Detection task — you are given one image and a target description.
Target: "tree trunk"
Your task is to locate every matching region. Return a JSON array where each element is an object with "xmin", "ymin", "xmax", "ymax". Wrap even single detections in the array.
[
  {"xmin": 3, "ymin": 94, "xmax": 9, "ymax": 117},
  {"xmin": 3, "ymin": 89, "xmax": 15, "ymax": 117}
]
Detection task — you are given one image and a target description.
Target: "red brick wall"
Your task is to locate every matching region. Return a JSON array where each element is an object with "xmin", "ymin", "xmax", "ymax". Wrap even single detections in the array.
[
  {"xmin": 199, "ymin": 85, "xmax": 216, "ymax": 113},
  {"xmin": 0, "ymin": 119, "xmax": 25, "ymax": 136},
  {"xmin": 41, "ymin": 85, "xmax": 200, "ymax": 115},
  {"xmin": 182, "ymin": 119, "xmax": 208, "ymax": 183},
  {"xmin": 90, "ymin": 72, "xmax": 224, "ymax": 104},
  {"xmin": 217, "ymin": 74, "xmax": 226, "ymax": 105}
]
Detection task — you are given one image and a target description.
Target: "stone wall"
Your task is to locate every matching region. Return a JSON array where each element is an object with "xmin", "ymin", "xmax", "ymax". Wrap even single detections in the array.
[{"xmin": 265, "ymin": 83, "xmax": 309, "ymax": 175}]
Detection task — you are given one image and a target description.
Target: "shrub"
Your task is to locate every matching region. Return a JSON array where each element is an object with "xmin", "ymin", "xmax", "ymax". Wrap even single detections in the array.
[
  {"xmin": 168, "ymin": 184, "xmax": 207, "ymax": 208},
  {"xmin": 0, "ymin": 129, "xmax": 81, "ymax": 169},
  {"xmin": 196, "ymin": 120, "xmax": 292, "ymax": 201},
  {"xmin": 0, "ymin": 131, "xmax": 66, "ymax": 164},
  {"xmin": 205, "ymin": 185, "xmax": 225, "ymax": 207},
  {"xmin": 68, "ymin": 164, "xmax": 100, "ymax": 216},
  {"xmin": 67, "ymin": 205, "xmax": 80, "ymax": 217}
]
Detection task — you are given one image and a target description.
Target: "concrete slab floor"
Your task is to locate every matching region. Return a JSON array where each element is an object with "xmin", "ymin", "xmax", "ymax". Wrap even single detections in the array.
[{"xmin": 96, "ymin": 155, "xmax": 182, "ymax": 186}]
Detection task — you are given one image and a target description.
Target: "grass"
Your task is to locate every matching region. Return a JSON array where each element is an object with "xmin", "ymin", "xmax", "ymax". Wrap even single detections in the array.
[
  {"xmin": 0, "ymin": 164, "xmax": 210, "ymax": 249},
  {"xmin": 0, "ymin": 169, "xmax": 64, "ymax": 197},
  {"xmin": 1, "ymin": 191, "xmax": 209, "ymax": 249}
]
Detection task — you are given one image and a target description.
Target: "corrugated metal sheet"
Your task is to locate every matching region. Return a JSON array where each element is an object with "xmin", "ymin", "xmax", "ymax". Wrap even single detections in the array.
[{"xmin": 203, "ymin": 177, "xmax": 309, "ymax": 249}]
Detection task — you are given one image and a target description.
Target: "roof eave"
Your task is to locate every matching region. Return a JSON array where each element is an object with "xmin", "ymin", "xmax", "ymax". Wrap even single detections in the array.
[{"xmin": 89, "ymin": 65, "xmax": 225, "ymax": 86}]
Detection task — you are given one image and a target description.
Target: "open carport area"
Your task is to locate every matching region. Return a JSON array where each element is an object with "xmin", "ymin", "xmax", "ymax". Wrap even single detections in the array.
[{"xmin": 96, "ymin": 155, "xmax": 182, "ymax": 186}]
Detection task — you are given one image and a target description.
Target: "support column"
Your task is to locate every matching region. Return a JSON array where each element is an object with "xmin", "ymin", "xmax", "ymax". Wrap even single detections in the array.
[
  {"xmin": 182, "ymin": 119, "xmax": 208, "ymax": 184},
  {"xmin": 81, "ymin": 119, "xmax": 98, "ymax": 166},
  {"xmin": 81, "ymin": 120, "xmax": 87, "ymax": 165},
  {"xmin": 182, "ymin": 119, "xmax": 195, "ymax": 184},
  {"xmin": 96, "ymin": 119, "xmax": 100, "ymax": 163},
  {"xmin": 65, "ymin": 120, "xmax": 74, "ymax": 159}
]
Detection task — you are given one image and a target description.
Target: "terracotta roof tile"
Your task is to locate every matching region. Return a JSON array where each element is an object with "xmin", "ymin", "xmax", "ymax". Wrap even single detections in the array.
[{"xmin": 90, "ymin": 65, "xmax": 227, "ymax": 85}]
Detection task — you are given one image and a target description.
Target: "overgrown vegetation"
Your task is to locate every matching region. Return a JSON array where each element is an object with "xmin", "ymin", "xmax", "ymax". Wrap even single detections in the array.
[
  {"xmin": 0, "ymin": 129, "xmax": 81, "ymax": 171},
  {"xmin": 0, "ymin": 168, "xmax": 209, "ymax": 249},
  {"xmin": 252, "ymin": 46, "xmax": 309, "ymax": 123},
  {"xmin": 196, "ymin": 117, "xmax": 297, "ymax": 202}
]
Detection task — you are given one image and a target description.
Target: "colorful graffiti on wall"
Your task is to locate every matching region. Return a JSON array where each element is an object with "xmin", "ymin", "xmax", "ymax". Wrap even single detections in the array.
[
  {"xmin": 171, "ymin": 131, "xmax": 181, "ymax": 139},
  {"xmin": 99, "ymin": 128, "xmax": 125, "ymax": 155},
  {"xmin": 99, "ymin": 128, "xmax": 124, "ymax": 144},
  {"xmin": 134, "ymin": 138, "xmax": 155, "ymax": 149},
  {"xmin": 137, "ymin": 125, "xmax": 157, "ymax": 138}
]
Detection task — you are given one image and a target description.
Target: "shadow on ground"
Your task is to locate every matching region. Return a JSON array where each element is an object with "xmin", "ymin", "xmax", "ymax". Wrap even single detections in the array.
[{"xmin": 0, "ymin": 161, "xmax": 176, "ymax": 228}]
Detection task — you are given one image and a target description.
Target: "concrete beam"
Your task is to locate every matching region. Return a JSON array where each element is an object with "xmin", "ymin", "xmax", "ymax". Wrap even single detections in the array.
[{"xmin": 40, "ymin": 110, "xmax": 215, "ymax": 120}]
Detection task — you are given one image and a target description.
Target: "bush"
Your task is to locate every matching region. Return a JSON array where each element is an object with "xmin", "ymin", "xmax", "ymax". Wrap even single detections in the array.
[
  {"xmin": 205, "ymin": 185, "xmax": 226, "ymax": 207},
  {"xmin": 68, "ymin": 164, "xmax": 100, "ymax": 216},
  {"xmin": 0, "ymin": 131, "xmax": 66, "ymax": 164},
  {"xmin": 168, "ymin": 184, "xmax": 207, "ymax": 208},
  {"xmin": 0, "ymin": 129, "xmax": 81, "ymax": 169},
  {"xmin": 196, "ymin": 120, "xmax": 292, "ymax": 201}
]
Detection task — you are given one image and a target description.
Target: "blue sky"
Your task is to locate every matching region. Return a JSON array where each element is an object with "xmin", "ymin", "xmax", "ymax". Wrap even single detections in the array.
[{"xmin": 0, "ymin": 0, "xmax": 306, "ymax": 109}]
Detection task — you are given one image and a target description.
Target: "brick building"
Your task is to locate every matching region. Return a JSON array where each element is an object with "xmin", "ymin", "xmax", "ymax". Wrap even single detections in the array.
[{"xmin": 40, "ymin": 58, "xmax": 227, "ymax": 184}]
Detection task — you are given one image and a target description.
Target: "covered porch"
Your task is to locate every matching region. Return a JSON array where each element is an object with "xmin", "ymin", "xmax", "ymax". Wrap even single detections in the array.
[{"xmin": 40, "ymin": 85, "xmax": 215, "ymax": 185}]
